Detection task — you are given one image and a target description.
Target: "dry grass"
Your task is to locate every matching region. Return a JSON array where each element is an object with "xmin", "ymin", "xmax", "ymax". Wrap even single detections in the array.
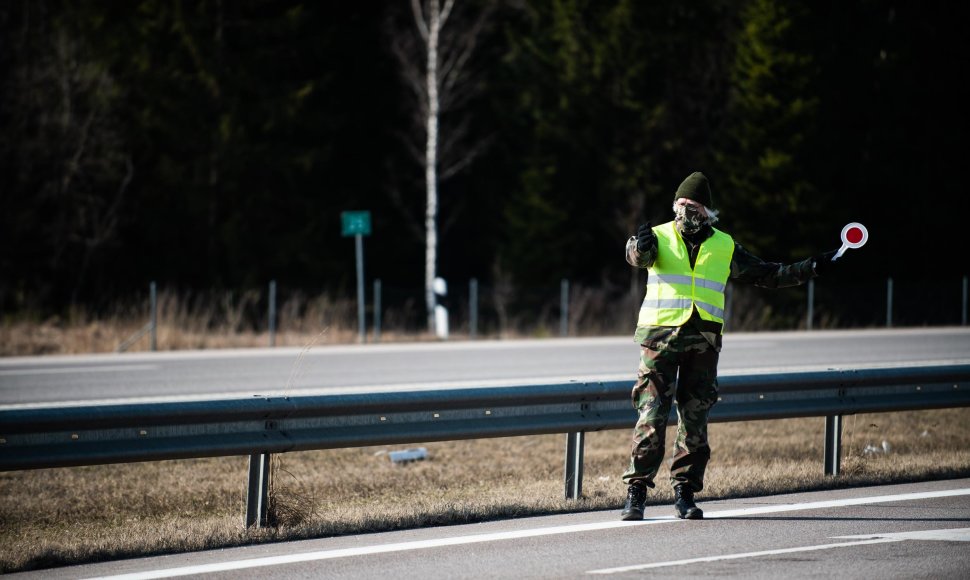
[
  {"xmin": 1, "ymin": 408, "xmax": 968, "ymax": 573},
  {"xmin": 0, "ymin": 292, "xmax": 409, "ymax": 356},
  {"xmin": 0, "ymin": 284, "xmax": 813, "ymax": 356}
]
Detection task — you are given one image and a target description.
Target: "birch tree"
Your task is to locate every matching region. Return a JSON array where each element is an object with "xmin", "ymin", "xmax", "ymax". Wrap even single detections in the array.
[{"xmin": 388, "ymin": 0, "xmax": 493, "ymax": 331}]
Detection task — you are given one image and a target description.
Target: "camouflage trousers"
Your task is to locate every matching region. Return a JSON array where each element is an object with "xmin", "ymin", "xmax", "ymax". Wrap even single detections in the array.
[{"xmin": 621, "ymin": 341, "xmax": 719, "ymax": 492}]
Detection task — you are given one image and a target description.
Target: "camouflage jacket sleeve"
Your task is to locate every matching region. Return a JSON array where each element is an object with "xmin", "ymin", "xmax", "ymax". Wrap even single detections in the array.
[
  {"xmin": 730, "ymin": 242, "xmax": 817, "ymax": 288},
  {"xmin": 625, "ymin": 236, "xmax": 657, "ymax": 269}
]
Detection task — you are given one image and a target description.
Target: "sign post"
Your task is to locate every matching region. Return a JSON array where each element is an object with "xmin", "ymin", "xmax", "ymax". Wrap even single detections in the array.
[{"xmin": 341, "ymin": 211, "xmax": 372, "ymax": 344}]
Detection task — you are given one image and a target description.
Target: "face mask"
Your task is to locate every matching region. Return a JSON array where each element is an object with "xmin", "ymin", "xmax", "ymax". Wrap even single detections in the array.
[{"xmin": 674, "ymin": 204, "xmax": 706, "ymax": 234}]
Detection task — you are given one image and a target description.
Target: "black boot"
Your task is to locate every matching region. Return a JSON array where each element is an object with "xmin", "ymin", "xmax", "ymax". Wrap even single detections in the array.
[
  {"xmin": 673, "ymin": 484, "xmax": 703, "ymax": 519},
  {"xmin": 620, "ymin": 483, "xmax": 647, "ymax": 521}
]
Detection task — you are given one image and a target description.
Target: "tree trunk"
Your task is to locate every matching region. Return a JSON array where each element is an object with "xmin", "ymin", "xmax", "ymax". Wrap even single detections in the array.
[{"xmin": 424, "ymin": 0, "xmax": 441, "ymax": 332}]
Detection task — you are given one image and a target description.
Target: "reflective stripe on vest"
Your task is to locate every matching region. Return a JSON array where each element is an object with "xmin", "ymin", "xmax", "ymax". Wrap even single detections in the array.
[
  {"xmin": 637, "ymin": 221, "xmax": 734, "ymax": 329},
  {"xmin": 647, "ymin": 273, "xmax": 727, "ymax": 293}
]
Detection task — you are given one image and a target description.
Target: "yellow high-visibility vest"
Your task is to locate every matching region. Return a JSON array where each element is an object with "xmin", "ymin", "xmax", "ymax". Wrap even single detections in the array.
[{"xmin": 637, "ymin": 221, "xmax": 734, "ymax": 329}]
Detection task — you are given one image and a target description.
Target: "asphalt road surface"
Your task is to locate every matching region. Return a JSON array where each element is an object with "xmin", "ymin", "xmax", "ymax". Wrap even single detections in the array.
[
  {"xmin": 11, "ymin": 478, "xmax": 970, "ymax": 579},
  {"xmin": 1, "ymin": 327, "xmax": 969, "ymax": 406}
]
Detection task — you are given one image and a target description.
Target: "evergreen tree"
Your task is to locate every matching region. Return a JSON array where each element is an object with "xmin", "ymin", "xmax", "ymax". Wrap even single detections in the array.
[
  {"xmin": 496, "ymin": 0, "xmax": 662, "ymax": 291},
  {"xmin": 714, "ymin": 0, "xmax": 822, "ymax": 260}
]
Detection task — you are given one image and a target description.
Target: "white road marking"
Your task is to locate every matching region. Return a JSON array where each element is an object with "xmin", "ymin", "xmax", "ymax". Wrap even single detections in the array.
[
  {"xmin": 835, "ymin": 527, "xmax": 970, "ymax": 542},
  {"xmin": 587, "ymin": 527, "xmax": 970, "ymax": 574},
  {"xmin": 0, "ymin": 364, "xmax": 157, "ymax": 376},
  {"xmin": 587, "ymin": 537, "xmax": 903, "ymax": 574},
  {"xmin": 84, "ymin": 488, "xmax": 970, "ymax": 580}
]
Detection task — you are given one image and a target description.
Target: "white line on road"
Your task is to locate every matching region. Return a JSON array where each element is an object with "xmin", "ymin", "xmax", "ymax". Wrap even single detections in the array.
[
  {"xmin": 587, "ymin": 527, "xmax": 970, "ymax": 574},
  {"xmin": 834, "ymin": 527, "xmax": 970, "ymax": 542},
  {"xmin": 84, "ymin": 488, "xmax": 970, "ymax": 580},
  {"xmin": 587, "ymin": 537, "xmax": 903, "ymax": 574},
  {"xmin": 0, "ymin": 364, "xmax": 157, "ymax": 376}
]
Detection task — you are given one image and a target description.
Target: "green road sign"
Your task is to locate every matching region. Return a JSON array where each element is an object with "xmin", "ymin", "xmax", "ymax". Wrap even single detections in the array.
[{"xmin": 341, "ymin": 211, "xmax": 371, "ymax": 237}]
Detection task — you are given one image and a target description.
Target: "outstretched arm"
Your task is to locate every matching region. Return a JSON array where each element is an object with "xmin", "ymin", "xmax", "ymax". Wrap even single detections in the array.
[{"xmin": 730, "ymin": 243, "xmax": 817, "ymax": 288}]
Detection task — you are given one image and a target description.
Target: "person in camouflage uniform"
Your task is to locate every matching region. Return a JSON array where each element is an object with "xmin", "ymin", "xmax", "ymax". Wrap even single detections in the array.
[{"xmin": 620, "ymin": 172, "xmax": 839, "ymax": 521}]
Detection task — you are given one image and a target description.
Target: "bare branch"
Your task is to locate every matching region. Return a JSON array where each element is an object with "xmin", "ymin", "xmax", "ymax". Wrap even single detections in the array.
[
  {"xmin": 440, "ymin": 132, "xmax": 495, "ymax": 181},
  {"xmin": 440, "ymin": 5, "xmax": 492, "ymax": 95},
  {"xmin": 439, "ymin": 0, "xmax": 455, "ymax": 26},
  {"xmin": 395, "ymin": 128, "xmax": 427, "ymax": 167},
  {"xmin": 438, "ymin": 73, "xmax": 480, "ymax": 112},
  {"xmin": 410, "ymin": 0, "xmax": 429, "ymax": 41},
  {"xmin": 61, "ymin": 98, "xmax": 97, "ymax": 197},
  {"xmin": 439, "ymin": 190, "xmax": 466, "ymax": 235},
  {"xmin": 439, "ymin": 114, "xmax": 470, "ymax": 157},
  {"xmin": 100, "ymin": 155, "xmax": 134, "ymax": 242},
  {"xmin": 389, "ymin": 32, "xmax": 428, "ymax": 106}
]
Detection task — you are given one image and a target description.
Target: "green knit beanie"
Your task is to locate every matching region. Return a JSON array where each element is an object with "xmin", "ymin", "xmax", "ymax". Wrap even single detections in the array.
[{"xmin": 674, "ymin": 172, "xmax": 713, "ymax": 208}]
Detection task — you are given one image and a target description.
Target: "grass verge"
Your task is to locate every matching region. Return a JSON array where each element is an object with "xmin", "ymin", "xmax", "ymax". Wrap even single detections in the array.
[
  {"xmin": 0, "ymin": 288, "xmax": 626, "ymax": 356},
  {"xmin": 1, "ymin": 408, "xmax": 969, "ymax": 573}
]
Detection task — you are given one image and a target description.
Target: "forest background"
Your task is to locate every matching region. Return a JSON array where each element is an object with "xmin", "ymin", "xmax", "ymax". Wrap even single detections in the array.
[{"xmin": 2, "ymin": 0, "xmax": 967, "ymax": 341}]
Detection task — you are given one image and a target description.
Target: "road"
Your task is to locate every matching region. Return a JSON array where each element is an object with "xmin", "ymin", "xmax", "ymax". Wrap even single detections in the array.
[
  {"xmin": 11, "ymin": 478, "xmax": 970, "ymax": 579},
  {"xmin": 2, "ymin": 329, "xmax": 969, "ymax": 578},
  {"xmin": 1, "ymin": 327, "xmax": 969, "ymax": 406}
]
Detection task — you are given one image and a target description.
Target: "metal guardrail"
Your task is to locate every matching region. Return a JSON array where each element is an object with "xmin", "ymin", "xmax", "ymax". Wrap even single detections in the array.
[{"xmin": 1, "ymin": 364, "xmax": 968, "ymax": 527}]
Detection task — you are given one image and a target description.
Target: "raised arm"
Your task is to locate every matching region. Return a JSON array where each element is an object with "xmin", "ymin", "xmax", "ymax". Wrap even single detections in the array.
[{"xmin": 626, "ymin": 222, "xmax": 657, "ymax": 269}]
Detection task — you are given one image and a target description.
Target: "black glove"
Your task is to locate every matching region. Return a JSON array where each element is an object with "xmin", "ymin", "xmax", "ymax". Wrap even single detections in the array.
[
  {"xmin": 636, "ymin": 222, "xmax": 655, "ymax": 253},
  {"xmin": 813, "ymin": 249, "xmax": 839, "ymax": 275}
]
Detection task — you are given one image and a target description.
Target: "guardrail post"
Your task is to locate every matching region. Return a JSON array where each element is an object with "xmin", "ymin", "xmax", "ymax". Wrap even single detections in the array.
[
  {"xmin": 824, "ymin": 415, "xmax": 842, "ymax": 476},
  {"xmin": 246, "ymin": 453, "xmax": 271, "ymax": 528},
  {"xmin": 564, "ymin": 431, "xmax": 585, "ymax": 499}
]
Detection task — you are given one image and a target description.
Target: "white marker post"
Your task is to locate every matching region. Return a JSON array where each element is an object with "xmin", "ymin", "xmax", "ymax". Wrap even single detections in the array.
[{"xmin": 833, "ymin": 222, "xmax": 868, "ymax": 260}]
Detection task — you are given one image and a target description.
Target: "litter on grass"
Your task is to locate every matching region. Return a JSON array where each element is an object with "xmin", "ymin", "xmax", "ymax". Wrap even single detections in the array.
[{"xmin": 389, "ymin": 447, "xmax": 429, "ymax": 464}]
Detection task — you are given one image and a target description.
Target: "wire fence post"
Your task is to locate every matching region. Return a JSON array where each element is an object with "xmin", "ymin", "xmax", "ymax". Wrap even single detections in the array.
[
  {"xmin": 268, "ymin": 280, "xmax": 277, "ymax": 347},
  {"xmin": 886, "ymin": 277, "xmax": 894, "ymax": 328},
  {"xmin": 149, "ymin": 281, "xmax": 157, "ymax": 351},
  {"xmin": 373, "ymin": 279, "xmax": 382, "ymax": 343},
  {"xmin": 560, "ymin": 279, "xmax": 570, "ymax": 337},
  {"xmin": 469, "ymin": 278, "xmax": 478, "ymax": 339},
  {"xmin": 962, "ymin": 275, "xmax": 968, "ymax": 326},
  {"xmin": 806, "ymin": 278, "xmax": 815, "ymax": 331}
]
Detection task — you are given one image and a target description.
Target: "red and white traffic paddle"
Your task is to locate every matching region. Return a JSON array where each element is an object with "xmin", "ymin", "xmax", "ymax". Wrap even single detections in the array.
[{"xmin": 833, "ymin": 222, "xmax": 868, "ymax": 260}]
